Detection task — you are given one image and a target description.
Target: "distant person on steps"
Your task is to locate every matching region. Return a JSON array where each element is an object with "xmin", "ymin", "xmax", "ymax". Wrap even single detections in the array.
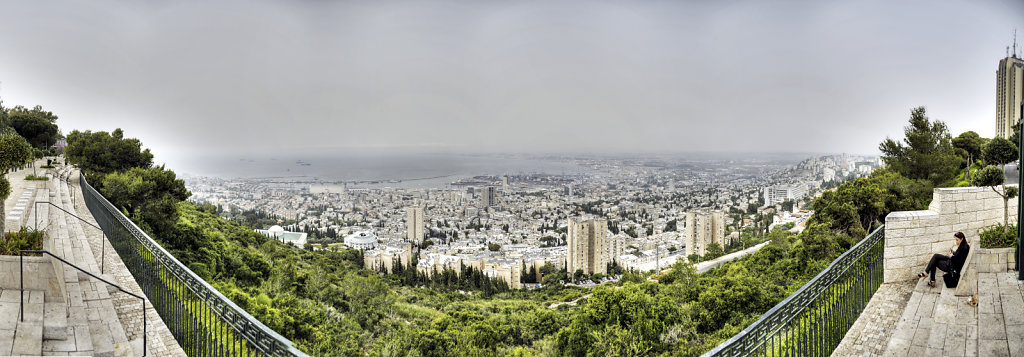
[{"xmin": 917, "ymin": 232, "xmax": 969, "ymax": 287}]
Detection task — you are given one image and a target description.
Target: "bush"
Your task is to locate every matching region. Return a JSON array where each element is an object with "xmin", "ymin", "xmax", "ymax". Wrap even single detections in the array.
[
  {"xmin": 980, "ymin": 224, "xmax": 1016, "ymax": 248},
  {"xmin": 0, "ymin": 227, "xmax": 45, "ymax": 255},
  {"xmin": 24, "ymin": 175, "xmax": 49, "ymax": 181}
]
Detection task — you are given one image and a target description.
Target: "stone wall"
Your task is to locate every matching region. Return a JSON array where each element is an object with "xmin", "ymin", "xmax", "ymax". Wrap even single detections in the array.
[
  {"xmin": 883, "ymin": 186, "xmax": 1017, "ymax": 283},
  {"xmin": 0, "ymin": 255, "xmax": 63, "ymax": 302},
  {"xmin": 974, "ymin": 247, "xmax": 1017, "ymax": 273}
]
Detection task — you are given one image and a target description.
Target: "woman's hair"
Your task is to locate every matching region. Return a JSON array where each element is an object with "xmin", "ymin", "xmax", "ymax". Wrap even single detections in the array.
[{"xmin": 954, "ymin": 232, "xmax": 965, "ymax": 239}]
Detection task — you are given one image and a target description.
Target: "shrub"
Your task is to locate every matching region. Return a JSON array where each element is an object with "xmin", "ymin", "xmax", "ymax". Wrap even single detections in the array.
[
  {"xmin": 24, "ymin": 174, "xmax": 49, "ymax": 181},
  {"xmin": 980, "ymin": 224, "xmax": 1016, "ymax": 249},
  {"xmin": 0, "ymin": 227, "xmax": 45, "ymax": 255}
]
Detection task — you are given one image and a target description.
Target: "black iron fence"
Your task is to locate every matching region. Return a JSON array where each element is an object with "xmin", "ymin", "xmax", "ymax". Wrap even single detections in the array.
[
  {"xmin": 80, "ymin": 173, "xmax": 308, "ymax": 357},
  {"xmin": 701, "ymin": 226, "xmax": 886, "ymax": 357}
]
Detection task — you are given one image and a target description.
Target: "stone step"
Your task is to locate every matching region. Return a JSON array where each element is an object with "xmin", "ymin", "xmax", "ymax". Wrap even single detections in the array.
[
  {"xmin": 0, "ymin": 289, "xmax": 46, "ymax": 356},
  {"xmin": 43, "ymin": 300, "xmax": 67, "ymax": 340}
]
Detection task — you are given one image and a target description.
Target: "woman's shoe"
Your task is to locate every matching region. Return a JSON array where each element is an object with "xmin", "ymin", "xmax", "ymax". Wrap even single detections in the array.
[
  {"xmin": 918, "ymin": 272, "xmax": 927, "ymax": 278},
  {"xmin": 928, "ymin": 280, "xmax": 935, "ymax": 287}
]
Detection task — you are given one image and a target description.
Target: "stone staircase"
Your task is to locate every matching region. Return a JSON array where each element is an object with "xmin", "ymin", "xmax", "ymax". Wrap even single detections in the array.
[
  {"xmin": 0, "ymin": 173, "xmax": 137, "ymax": 356},
  {"xmin": 883, "ymin": 272, "xmax": 1024, "ymax": 356}
]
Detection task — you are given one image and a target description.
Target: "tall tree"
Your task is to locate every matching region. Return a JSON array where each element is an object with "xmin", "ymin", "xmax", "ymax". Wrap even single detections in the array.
[
  {"xmin": 65, "ymin": 128, "xmax": 153, "ymax": 179},
  {"xmin": 879, "ymin": 107, "xmax": 963, "ymax": 186},
  {"xmin": 953, "ymin": 131, "xmax": 985, "ymax": 179},
  {"xmin": 0, "ymin": 132, "xmax": 33, "ymax": 232},
  {"xmin": 8, "ymin": 110, "xmax": 59, "ymax": 149},
  {"xmin": 100, "ymin": 166, "xmax": 190, "ymax": 237}
]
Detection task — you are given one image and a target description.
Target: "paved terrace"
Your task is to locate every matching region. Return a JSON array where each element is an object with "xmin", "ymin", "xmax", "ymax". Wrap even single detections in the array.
[
  {"xmin": 1, "ymin": 160, "xmax": 186, "ymax": 356},
  {"xmin": 835, "ymin": 185, "xmax": 1023, "ymax": 356}
]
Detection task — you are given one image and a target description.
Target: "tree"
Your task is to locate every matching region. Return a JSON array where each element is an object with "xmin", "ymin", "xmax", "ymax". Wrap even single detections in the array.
[
  {"xmin": 100, "ymin": 166, "xmax": 190, "ymax": 237},
  {"xmin": 705, "ymin": 243, "xmax": 725, "ymax": 260},
  {"xmin": 65, "ymin": 128, "xmax": 153, "ymax": 179},
  {"xmin": 953, "ymin": 131, "xmax": 985, "ymax": 179},
  {"xmin": 8, "ymin": 108, "xmax": 59, "ymax": 149},
  {"xmin": 879, "ymin": 107, "xmax": 963, "ymax": 186},
  {"xmin": 953, "ymin": 131, "xmax": 984, "ymax": 161},
  {"xmin": 664, "ymin": 219, "xmax": 677, "ymax": 232},
  {"xmin": 972, "ymin": 165, "xmax": 1019, "ymax": 234},
  {"xmin": 0, "ymin": 132, "xmax": 32, "ymax": 232},
  {"xmin": 982, "ymin": 137, "xmax": 1018, "ymax": 170}
]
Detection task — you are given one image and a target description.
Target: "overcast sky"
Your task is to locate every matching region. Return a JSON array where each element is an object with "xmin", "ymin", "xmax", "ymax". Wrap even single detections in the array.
[{"xmin": 0, "ymin": 1, "xmax": 1021, "ymax": 170}]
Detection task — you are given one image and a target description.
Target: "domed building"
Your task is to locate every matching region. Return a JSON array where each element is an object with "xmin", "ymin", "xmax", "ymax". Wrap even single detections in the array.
[
  {"xmin": 344, "ymin": 231, "xmax": 378, "ymax": 250},
  {"xmin": 255, "ymin": 225, "xmax": 308, "ymax": 247}
]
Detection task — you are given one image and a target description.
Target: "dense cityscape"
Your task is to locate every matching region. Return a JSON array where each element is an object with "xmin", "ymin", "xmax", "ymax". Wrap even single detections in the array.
[
  {"xmin": 185, "ymin": 154, "xmax": 880, "ymax": 288},
  {"xmin": 0, "ymin": 2, "xmax": 1019, "ymax": 356}
]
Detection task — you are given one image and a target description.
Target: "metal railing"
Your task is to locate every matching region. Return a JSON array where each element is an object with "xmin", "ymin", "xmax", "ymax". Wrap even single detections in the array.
[
  {"xmin": 34, "ymin": 201, "xmax": 111, "ymax": 273},
  {"xmin": 79, "ymin": 173, "xmax": 308, "ymax": 357},
  {"xmin": 701, "ymin": 225, "xmax": 886, "ymax": 357},
  {"xmin": 19, "ymin": 249, "xmax": 146, "ymax": 356}
]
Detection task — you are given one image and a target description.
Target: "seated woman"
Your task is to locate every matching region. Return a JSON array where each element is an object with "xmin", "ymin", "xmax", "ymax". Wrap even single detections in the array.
[{"xmin": 917, "ymin": 232, "xmax": 970, "ymax": 287}]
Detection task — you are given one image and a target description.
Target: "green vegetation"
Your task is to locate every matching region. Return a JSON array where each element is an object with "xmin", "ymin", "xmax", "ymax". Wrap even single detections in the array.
[
  {"xmin": 0, "ymin": 227, "xmax": 45, "ymax": 255},
  {"xmin": 0, "ymin": 129, "xmax": 33, "ymax": 233},
  {"xmin": 879, "ymin": 106, "xmax": 962, "ymax": 186},
  {"xmin": 52, "ymin": 104, "xmax": 1007, "ymax": 356},
  {"xmin": 24, "ymin": 174, "xmax": 48, "ymax": 181},
  {"xmin": 7, "ymin": 105, "xmax": 59, "ymax": 150},
  {"xmin": 980, "ymin": 224, "xmax": 1017, "ymax": 249},
  {"xmin": 65, "ymin": 128, "xmax": 153, "ymax": 178}
]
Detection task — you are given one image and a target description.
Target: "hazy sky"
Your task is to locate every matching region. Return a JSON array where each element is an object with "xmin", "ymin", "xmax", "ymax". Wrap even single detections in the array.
[{"xmin": 0, "ymin": 1, "xmax": 1021, "ymax": 171}]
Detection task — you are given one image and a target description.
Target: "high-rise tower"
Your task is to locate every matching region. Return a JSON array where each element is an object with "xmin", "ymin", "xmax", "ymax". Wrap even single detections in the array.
[
  {"xmin": 567, "ymin": 217, "xmax": 608, "ymax": 275},
  {"xmin": 406, "ymin": 206, "xmax": 424, "ymax": 243},
  {"xmin": 996, "ymin": 34, "xmax": 1024, "ymax": 139}
]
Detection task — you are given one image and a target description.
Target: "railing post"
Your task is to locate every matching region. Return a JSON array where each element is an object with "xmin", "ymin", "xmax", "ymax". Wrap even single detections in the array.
[
  {"xmin": 143, "ymin": 299, "xmax": 147, "ymax": 356},
  {"xmin": 101, "ymin": 233, "xmax": 106, "ymax": 274},
  {"xmin": 19, "ymin": 252, "xmax": 23, "ymax": 322}
]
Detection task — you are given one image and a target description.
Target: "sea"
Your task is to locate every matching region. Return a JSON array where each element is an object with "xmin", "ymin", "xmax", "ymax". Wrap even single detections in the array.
[{"xmin": 177, "ymin": 152, "xmax": 594, "ymax": 189}]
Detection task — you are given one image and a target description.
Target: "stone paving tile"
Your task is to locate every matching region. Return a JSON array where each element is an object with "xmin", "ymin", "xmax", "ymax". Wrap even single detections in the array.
[
  {"xmin": 979, "ymin": 339, "xmax": 1011, "ymax": 357},
  {"xmin": 979, "ymin": 313, "xmax": 1007, "ymax": 340},
  {"xmin": 1007, "ymin": 324, "xmax": 1024, "ymax": 357}
]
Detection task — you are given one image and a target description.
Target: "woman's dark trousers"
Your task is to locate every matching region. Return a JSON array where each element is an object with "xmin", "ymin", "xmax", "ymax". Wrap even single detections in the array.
[{"xmin": 926, "ymin": 254, "xmax": 950, "ymax": 282}]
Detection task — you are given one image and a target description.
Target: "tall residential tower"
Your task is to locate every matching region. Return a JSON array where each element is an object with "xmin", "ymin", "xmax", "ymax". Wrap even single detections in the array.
[
  {"xmin": 407, "ymin": 206, "xmax": 424, "ymax": 243},
  {"xmin": 996, "ymin": 40, "xmax": 1024, "ymax": 138},
  {"xmin": 683, "ymin": 209, "xmax": 726, "ymax": 257},
  {"xmin": 567, "ymin": 217, "xmax": 608, "ymax": 275}
]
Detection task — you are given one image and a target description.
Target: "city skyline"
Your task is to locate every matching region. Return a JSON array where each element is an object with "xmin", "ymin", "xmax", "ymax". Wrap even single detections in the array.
[{"xmin": 0, "ymin": 1, "xmax": 1020, "ymax": 175}]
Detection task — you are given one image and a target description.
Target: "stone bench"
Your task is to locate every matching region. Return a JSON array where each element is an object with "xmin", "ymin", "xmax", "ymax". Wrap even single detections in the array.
[{"xmin": 953, "ymin": 238, "xmax": 978, "ymax": 296}]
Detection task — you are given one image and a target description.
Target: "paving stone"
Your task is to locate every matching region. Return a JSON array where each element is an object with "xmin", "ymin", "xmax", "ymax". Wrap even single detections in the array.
[
  {"xmin": 0, "ymin": 328, "xmax": 13, "ymax": 355},
  {"xmin": 12, "ymin": 320, "xmax": 42, "ymax": 356},
  {"xmin": 979, "ymin": 313, "xmax": 1007, "ymax": 340},
  {"xmin": 944, "ymin": 324, "xmax": 967, "ymax": 357},
  {"xmin": 979, "ymin": 339, "xmax": 1011, "ymax": 357},
  {"xmin": 1008, "ymin": 326, "xmax": 1024, "ymax": 357}
]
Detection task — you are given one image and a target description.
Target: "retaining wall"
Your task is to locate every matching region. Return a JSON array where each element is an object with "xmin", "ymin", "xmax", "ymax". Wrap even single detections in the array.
[{"xmin": 883, "ymin": 186, "xmax": 1017, "ymax": 283}]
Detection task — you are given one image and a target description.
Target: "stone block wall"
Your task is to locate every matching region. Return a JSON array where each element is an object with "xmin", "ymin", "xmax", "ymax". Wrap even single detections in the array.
[
  {"xmin": 883, "ymin": 186, "xmax": 1017, "ymax": 283},
  {"xmin": 974, "ymin": 247, "xmax": 1017, "ymax": 273},
  {"xmin": 0, "ymin": 255, "xmax": 63, "ymax": 302}
]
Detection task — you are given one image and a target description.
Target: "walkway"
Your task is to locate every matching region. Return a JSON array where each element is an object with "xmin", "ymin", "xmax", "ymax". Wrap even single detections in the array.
[
  {"xmin": 835, "ymin": 271, "xmax": 1024, "ymax": 356},
  {"xmin": 695, "ymin": 241, "xmax": 771, "ymax": 273},
  {"xmin": 0, "ymin": 161, "xmax": 186, "ymax": 356}
]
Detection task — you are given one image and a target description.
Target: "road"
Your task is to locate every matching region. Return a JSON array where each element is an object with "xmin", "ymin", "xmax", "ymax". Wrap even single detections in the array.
[
  {"xmin": 1005, "ymin": 162, "xmax": 1019, "ymax": 185},
  {"xmin": 694, "ymin": 241, "xmax": 772, "ymax": 273}
]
